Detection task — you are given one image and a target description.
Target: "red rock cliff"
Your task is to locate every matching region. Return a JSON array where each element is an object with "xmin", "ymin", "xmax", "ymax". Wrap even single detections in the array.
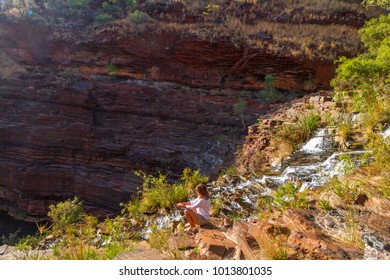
[{"xmin": 0, "ymin": 21, "xmax": 334, "ymax": 220}]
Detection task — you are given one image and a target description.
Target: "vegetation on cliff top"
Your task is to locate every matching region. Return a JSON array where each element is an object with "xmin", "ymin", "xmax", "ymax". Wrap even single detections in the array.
[{"xmin": 0, "ymin": 0, "xmax": 384, "ymax": 60}]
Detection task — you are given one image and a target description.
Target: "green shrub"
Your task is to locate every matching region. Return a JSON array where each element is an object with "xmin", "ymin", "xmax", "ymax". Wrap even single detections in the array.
[
  {"xmin": 327, "ymin": 178, "xmax": 359, "ymax": 204},
  {"xmin": 300, "ymin": 112, "xmax": 321, "ymax": 133},
  {"xmin": 148, "ymin": 226, "xmax": 172, "ymax": 250},
  {"xmin": 273, "ymin": 182, "xmax": 309, "ymax": 211},
  {"xmin": 67, "ymin": 0, "xmax": 89, "ymax": 9},
  {"xmin": 180, "ymin": 167, "xmax": 209, "ymax": 191},
  {"xmin": 122, "ymin": 198, "xmax": 146, "ymax": 221},
  {"xmin": 130, "ymin": 168, "xmax": 207, "ymax": 213},
  {"xmin": 259, "ymin": 74, "xmax": 281, "ymax": 102},
  {"xmin": 366, "ymin": 132, "xmax": 390, "ymax": 168},
  {"xmin": 15, "ymin": 234, "xmax": 40, "ymax": 252},
  {"xmin": 331, "ymin": 13, "xmax": 390, "ymax": 114},
  {"xmin": 336, "ymin": 121, "xmax": 352, "ymax": 148},
  {"xmin": 135, "ymin": 171, "xmax": 189, "ymax": 211},
  {"xmin": 339, "ymin": 154, "xmax": 359, "ymax": 174},
  {"xmin": 274, "ymin": 112, "xmax": 321, "ymax": 152},
  {"xmin": 95, "ymin": 13, "xmax": 114, "ymax": 24},
  {"xmin": 317, "ymin": 199, "xmax": 332, "ymax": 212},
  {"xmin": 106, "ymin": 63, "xmax": 118, "ymax": 76},
  {"xmin": 211, "ymin": 197, "xmax": 224, "ymax": 216},
  {"xmin": 128, "ymin": 10, "xmax": 152, "ymax": 24},
  {"xmin": 257, "ymin": 182, "xmax": 309, "ymax": 214},
  {"xmin": 48, "ymin": 197, "xmax": 83, "ymax": 230}
]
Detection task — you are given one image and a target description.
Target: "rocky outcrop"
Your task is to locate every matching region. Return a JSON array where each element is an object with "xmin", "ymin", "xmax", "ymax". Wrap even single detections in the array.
[{"xmin": 235, "ymin": 91, "xmax": 340, "ymax": 173}]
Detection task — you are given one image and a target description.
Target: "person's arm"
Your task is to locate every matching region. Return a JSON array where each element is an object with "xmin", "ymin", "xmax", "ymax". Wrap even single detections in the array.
[
  {"xmin": 176, "ymin": 201, "xmax": 191, "ymax": 208},
  {"xmin": 186, "ymin": 198, "xmax": 202, "ymax": 210}
]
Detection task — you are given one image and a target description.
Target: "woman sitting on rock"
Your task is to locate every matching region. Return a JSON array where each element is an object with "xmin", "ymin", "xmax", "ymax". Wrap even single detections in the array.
[{"xmin": 176, "ymin": 183, "xmax": 210, "ymax": 230}]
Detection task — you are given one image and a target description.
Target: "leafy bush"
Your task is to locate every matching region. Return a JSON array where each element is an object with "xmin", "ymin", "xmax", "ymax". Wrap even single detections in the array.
[
  {"xmin": 259, "ymin": 74, "xmax": 281, "ymax": 102},
  {"xmin": 211, "ymin": 197, "xmax": 224, "ymax": 216},
  {"xmin": 106, "ymin": 63, "xmax": 118, "ymax": 75},
  {"xmin": 180, "ymin": 167, "xmax": 209, "ymax": 191},
  {"xmin": 366, "ymin": 132, "xmax": 390, "ymax": 168},
  {"xmin": 127, "ymin": 168, "xmax": 207, "ymax": 214},
  {"xmin": 95, "ymin": 13, "xmax": 114, "ymax": 24},
  {"xmin": 128, "ymin": 10, "xmax": 152, "ymax": 24},
  {"xmin": 273, "ymin": 182, "xmax": 309, "ymax": 211},
  {"xmin": 300, "ymin": 112, "xmax": 321, "ymax": 133},
  {"xmin": 317, "ymin": 199, "xmax": 332, "ymax": 212},
  {"xmin": 67, "ymin": 0, "xmax": 89, "ymax": 9},
  {"xmin": 327, "ymin": 178, "xmax": 359, "ymax": 204},
  {"xmin": 331, "ymin": 12, "xmax": 390, "ymax": 114},
  {"xmin": 48, "ymin": 197, "xmax": 83, "ymax": 230},
  {"xmin": 134, "ymin": 171, "xmax": 188, "ymax": 211},
  {"xmin": 257, "ymin": 182, "xmax": 309, "ymax": 214}
]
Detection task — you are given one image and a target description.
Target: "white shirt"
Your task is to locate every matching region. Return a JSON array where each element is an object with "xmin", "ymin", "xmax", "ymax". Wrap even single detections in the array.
[{"xmin": 186, "ymin": 197, "xmax": 210, "ymax": 220}]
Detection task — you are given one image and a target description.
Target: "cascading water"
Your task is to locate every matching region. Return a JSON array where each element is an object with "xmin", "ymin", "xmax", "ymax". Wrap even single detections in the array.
[
  {"xmin": 209, "ymin": 126, "xmax": 370, "ymax": 216},
  {"xmin": 300, "ymin": 128, "xmax": 333, "ymax": 154}
]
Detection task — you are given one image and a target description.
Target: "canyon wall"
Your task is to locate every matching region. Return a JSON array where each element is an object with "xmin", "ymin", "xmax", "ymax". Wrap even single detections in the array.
[{"xmin": 0, "ymin": 21, "xmax": 335, "ymax": 220}]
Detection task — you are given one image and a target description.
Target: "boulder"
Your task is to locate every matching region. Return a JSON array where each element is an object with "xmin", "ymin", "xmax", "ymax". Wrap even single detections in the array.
[{"xmin": 195, "ymin": 229, "xmax": 236, "ymax": 260}]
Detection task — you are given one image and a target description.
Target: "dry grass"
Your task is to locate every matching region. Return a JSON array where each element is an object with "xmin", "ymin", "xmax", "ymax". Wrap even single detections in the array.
[
  {"xmin": 161, "ymin": 13, "xmax": 362, "ymax": 60},
  {"xmin": 145, "ymin": 0, "xmax": 384, "ymax": 60},
  {"xmin": 255, "ymin": 231, "xmax": 290, "ymax": 260}
]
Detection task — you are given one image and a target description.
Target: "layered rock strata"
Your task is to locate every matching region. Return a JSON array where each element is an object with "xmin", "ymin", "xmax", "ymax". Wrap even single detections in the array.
[{"xmin": 0, "ymin": 20, "xmax": 334, "ymax": 219}]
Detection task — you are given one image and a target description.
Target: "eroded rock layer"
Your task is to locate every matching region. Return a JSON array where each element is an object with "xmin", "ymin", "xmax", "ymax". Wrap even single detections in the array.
[{"xmin": 0, "ymin": 21, "xmax": 335, "ymax": 219}]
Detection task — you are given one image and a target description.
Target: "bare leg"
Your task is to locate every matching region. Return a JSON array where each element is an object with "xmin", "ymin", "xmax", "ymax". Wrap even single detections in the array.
[{"xmin": 184, "ymin": 209, "xmax": 197, "ymax": 228}]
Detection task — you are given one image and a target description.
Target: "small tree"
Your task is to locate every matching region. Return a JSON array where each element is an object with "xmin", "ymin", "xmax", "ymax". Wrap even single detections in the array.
[
  {"xmin": 233, "ymin": 99, "xmax": 247, "ymax": 129},
  {"xmin": 259, "ymin": 74, "xmax": 281, "ymax": 101}
]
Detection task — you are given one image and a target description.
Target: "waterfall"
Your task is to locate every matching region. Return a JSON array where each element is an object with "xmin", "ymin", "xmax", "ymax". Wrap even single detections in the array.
[{"xmin": 300, "ymin": 128, "xmax": 332, "ymax": 154}]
